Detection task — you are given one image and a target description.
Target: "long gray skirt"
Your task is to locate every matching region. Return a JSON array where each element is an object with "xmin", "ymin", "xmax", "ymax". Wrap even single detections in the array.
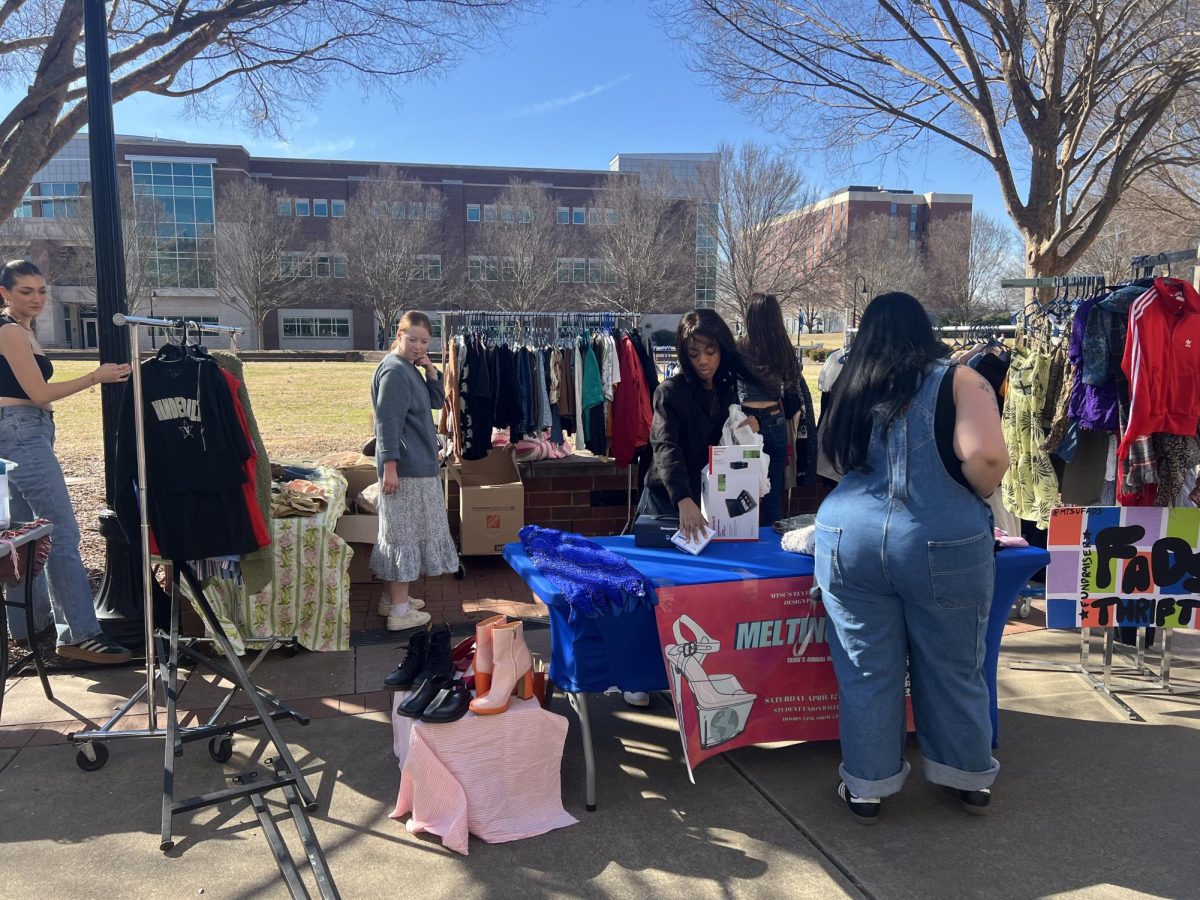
[{"xmin": 370, "ymin": 476, "xmax": 459, "ymax": 583}]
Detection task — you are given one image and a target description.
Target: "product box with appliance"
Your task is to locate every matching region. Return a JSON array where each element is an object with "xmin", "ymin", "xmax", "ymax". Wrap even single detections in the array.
[
  {"xmin": 633, "ymin": 514, "xmax": 680, "ymax": 548},
  {"xmin": 448, "ymin": 450, "xmax": 525, "ymax": 555},
  {"xmin": 701, "ymin": 445, "xmax": 763, "ymax": 541}
]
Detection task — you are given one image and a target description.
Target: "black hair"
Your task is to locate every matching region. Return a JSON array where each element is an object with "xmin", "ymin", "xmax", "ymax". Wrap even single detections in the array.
[
  {"xmin": 738, "ymin": 292, "xmax": 801, "ymax": 391},
  {"xmin": 674, "ymin": 308, "xmax": 744, "ymax": 386},
  {"xmin": 0, "ymin": 259, "xmax": 41, "ymax": 291},
  {"xmin": 819, "ymin": 292, "xmax": 949, "ymax": 474}
]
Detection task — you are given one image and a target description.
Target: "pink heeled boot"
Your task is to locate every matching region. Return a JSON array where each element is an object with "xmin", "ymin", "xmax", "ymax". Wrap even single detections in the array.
[
  {"xmin": 469, "ymin": 621, "xmax": 533, "ymax": 716},
  {"xmin": 471, "ymin": 615, "xmax": 507, "ymax": 697}
]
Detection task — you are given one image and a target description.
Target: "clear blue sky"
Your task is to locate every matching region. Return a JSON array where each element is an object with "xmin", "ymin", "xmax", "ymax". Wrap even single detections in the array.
[{"xmin": 14, "ymin": 0, "xmax": 1009, "ymax": 220}]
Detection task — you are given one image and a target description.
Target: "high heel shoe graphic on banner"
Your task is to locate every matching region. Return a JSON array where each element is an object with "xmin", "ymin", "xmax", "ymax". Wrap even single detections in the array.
[{"xmin": 666, "ymin": 615, "xmax": 757, "ymax": 753}]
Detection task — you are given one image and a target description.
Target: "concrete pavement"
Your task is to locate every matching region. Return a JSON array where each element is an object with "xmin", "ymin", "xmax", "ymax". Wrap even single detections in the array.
[{"xmin": 2, "ymin": 625, "xmax": 1198, "ymax": 899}]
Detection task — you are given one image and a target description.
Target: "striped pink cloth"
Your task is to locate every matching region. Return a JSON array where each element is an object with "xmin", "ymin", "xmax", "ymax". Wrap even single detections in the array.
[{"xmin": 391, "ymin": 696, "xmax": 578, "ymax": 855}]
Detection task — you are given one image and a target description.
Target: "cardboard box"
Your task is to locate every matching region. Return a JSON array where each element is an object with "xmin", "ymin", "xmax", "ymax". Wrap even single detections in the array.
[
  {"xmin": 449, "ymin": 450, "xmax": 524, "ymax": 555},
  {"xmin": 338, "ymin": 463, "xmax": 378, "ymax": 512},
  {"xmin": 335, "ymin": 513, "xmax": 379, "ymax": 544},
  {"xmin": 701, "ymin": 445, "xmax": 763, "ymax": 541},
  {"xmin": 345, "ymin": 542, "xmax": 380, "ymax": 584}
]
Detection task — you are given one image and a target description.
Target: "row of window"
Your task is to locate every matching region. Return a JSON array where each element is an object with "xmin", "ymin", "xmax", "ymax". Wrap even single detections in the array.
[
  {"xmin": 557, "ymin": 258, "xmax": 618, "ymax": 284},
  {"xmin": 282, "ymin": 317, "xmax": 351, "ymax": 339},
  {"xmin": 465, "ymin": 204, "xmax": 533, "ymax": 224},
  {"xmin": 556, "ymin": 207, "xmax": 617, "ymax": 226},
  {"xmin": 467, "ymin": 256, "xmax": 530, "ymax": 282},
  {"xmin": 11, "ymin": 182, "xmax": 83, "ymax": 219},
  {"xmin": 372, "ymin": 201, "xmax": 443, "ymax": 221},
  {"xmin": 279, "ymin": 252, "xmax": 348, "ymax": 278},
  {"xmin": 277, "ymin": 198, "xmax": 346, "ymax": 218}
]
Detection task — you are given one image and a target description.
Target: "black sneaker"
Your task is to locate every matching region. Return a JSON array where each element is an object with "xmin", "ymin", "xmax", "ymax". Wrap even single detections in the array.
[
  {"xmin": 57, "ymin": 634, "xmax": 132, "ymax": 665},
  {"xmin": 957, "ymin": 788, "xmax": 991, "ymax": 815},
  {"xmin": 837, "ymin": 781, "xmax": 881, "ymax": 825}
]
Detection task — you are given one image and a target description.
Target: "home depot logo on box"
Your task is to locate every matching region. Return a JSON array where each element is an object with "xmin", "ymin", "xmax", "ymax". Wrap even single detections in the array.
[{"xmin": 486, "ymin": 514, "xmax": 501, "ymax": 530}]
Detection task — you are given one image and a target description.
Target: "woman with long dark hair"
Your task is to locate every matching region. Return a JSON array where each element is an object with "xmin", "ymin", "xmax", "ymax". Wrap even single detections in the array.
[
  {"xmin": 637, "ymin": 309, "xmax": 746, "ymax": 542},
  {"xmin": 815, "ymin": 292, "xmax": 1009, "ymax": 824},
  {"xmin": 738, "ymin": 292, "xmax": 804, "ymax": 524}
]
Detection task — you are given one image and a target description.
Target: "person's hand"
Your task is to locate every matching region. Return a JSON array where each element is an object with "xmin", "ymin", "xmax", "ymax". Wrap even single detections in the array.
[
  {"xmin": 746, "ymin": 416, "xmax": 760, "ymax": 434},
  {"xmin": 415, "ymin": 355, "xmax": 438, "ymax": 377},
  {"xmin": 92, "ymin": 363, "xmax": 131, "ymax": 384},
  {"xmin": 382, "ymin": 467, "xmax": 400, "ymax": 495},
  {"xmin": 678, "ymin": 498, "xmax": 709, "ymax": 541}
]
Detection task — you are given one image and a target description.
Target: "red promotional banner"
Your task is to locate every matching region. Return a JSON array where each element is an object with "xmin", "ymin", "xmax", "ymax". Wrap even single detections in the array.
[{"xmin": 654, "ymin": 575, "xmax": 842, "ymax": 779}]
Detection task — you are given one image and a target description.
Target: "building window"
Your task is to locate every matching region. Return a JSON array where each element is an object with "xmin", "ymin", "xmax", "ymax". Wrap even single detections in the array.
[
  {"xmin": 413, "ymin": 254, "xmax": 442, "ymax": 280},
  {"xmin": 468, "ymin": 256, "xmax": 484, "ymax": 281},
  {"xmin": 282, "ymin": 316, "xmax": 350, "ymax": 339},
  {"xmin": 406, "ymin": 202, "xmax": 423, "ymax": 220},
  {"xmin": 909, "ymin": 204, "xmax": 919, "ymax": 233},
  {"xmin": 572, "ymin": 258, "xmax": 586, "ymax": 283},
  {"xmin": 331, "ymin": 199, "xmax": 346, "ymax": 217},
  {"xmin": 333, "ymin": 255, "xmax": 347, "ymax": 278},
  {"xmin": 557, "ymin": 258, "xmax": 570, "ymax": 283},
  {"xmin": 588, "ymin": 258, "xmax": 603, "ymax": 283},
  {"xmin": 556, "ymin": 207, "xmax": 569, "ymax": 225},
  {"xmin": 572, "ymin": 207, "xmax": 585, "ymax": 225},
  {"xmin": 11, "ymin": 190, "xmax": 32, "ymax": 218},
  {"xmin": 604, "ymin": 260, "xmax": 617, "ymax": 284},
  {"xmin": 426, "ymin": 202, "xmax": 443, "ymax": 220},
  {"xmin": 587, "ymin": 207, "xmax": 600, "ymax": 226},
  {"xmin": 518, "ymin": 206, "xmax": 532, "ymax": 224},
  {"xmin": 295, "ymin": 198, "xmax": 310, "ymax": 216},
  {"xmin": 889, "ymin": 202, "xmax": 898, "ymax": 216},
  {"xmin": 313, "ymin": 199, "xmax": 329, "ymax": 217},
  {"xmin": 483, "ymin": 204, "xmax": 497, "ymax": 222},
  {"xmin": 466, "ymin": 204, "xmax": 481, "ymax": 222},
  {"xmin": 131, "ymin": 159, "xmax": 216, "ymax": 289},
  {"xmin": 277, "ymin": 197, "xmax": 293, "ymax": 216},
  {"xmin": 606, "ymin": 208, "xmax": 617, "ymax": 225}
]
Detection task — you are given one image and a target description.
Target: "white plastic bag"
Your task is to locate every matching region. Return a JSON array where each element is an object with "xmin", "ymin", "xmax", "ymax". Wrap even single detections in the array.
[{"xmin": 719, "ymin": 405, "xmax": 770, "ymax": 498}]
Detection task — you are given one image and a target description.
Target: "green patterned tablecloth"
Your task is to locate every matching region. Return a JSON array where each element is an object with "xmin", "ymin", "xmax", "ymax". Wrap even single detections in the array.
[{"xmin": 182, "ymin": 467, "xmax": 352, "ymax": 653}]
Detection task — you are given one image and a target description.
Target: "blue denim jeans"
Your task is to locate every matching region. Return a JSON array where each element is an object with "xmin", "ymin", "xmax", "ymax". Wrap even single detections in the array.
[
  {"xmin": 0, "ymin": 406, "xmax": 101, "ymax": 647},
  {"xmin": 744, "ymin": 407, "xmax": 787, "ymax": 526}
]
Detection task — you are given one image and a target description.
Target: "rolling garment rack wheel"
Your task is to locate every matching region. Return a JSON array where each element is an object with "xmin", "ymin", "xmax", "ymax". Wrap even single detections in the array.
[
  {"xmin": 74, "ymin": 741, "xmax": 109, "ymax": 772},
  {"xmin": 208, "ymin": 735, "xmax": 234, "ymax": 763},
  {"xmin": 1018, "ymin": 597, "xmax": 1032, "ymax": 619}
]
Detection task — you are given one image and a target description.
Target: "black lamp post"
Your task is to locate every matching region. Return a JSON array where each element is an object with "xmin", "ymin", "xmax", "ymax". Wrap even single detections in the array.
[
  {"xmin": 852, "ymin": 275, "xmax": 870, "ymax": 330},
  {"xmin": 84, "ymin": 0, "xmax": 149, "ymax": 646}
]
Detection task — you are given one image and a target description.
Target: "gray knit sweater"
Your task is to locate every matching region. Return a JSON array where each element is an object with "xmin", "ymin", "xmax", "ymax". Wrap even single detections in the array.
[{"xmin": 371, "ymin": 353, "xmax": 445, "ymax": 478}]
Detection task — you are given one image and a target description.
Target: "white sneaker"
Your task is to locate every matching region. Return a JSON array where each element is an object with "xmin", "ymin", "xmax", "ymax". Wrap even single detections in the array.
[
  {"xmin": 622, "ymin": 691, "xmax": 650, "ymax": 707},
  {"xmin": 378, "ymin": 597, "xmax": 425, "ymax": 617},
  {"xmin": 386, "ymin": 608, "xmax": 432, "ymax": 631}
]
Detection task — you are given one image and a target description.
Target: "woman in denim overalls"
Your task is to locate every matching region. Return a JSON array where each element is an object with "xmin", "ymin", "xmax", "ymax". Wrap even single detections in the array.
[{"xmin": 816, "ymin": 292, "xmax": 1010, "ymax": 823}]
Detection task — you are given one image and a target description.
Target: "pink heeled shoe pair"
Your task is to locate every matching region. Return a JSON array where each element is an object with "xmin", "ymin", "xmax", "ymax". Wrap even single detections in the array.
[{"xmin": 512, "ymin": 436, "xmax": 574, "ymax": 462}]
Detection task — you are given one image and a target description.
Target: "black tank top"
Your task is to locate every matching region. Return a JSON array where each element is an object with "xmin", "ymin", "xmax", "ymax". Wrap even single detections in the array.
[
  {"xmin": 934, "ymin": 364, "xmax": 971, "ymax": 491},
  {"xmin": 0, "ymin": 315, "xmax": 53, "ymax": 400}
]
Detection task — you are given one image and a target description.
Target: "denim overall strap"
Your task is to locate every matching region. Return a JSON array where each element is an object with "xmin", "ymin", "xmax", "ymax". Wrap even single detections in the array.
[{"xmin": 887, "ymin": 416, "xmax": 908, "ymax": 502}]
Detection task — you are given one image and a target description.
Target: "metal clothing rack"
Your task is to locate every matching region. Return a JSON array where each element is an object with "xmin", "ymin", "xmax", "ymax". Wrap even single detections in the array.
[
  {"xmin": 67, "ymin": 314, "xmax": 338, "ymax": 898},
  {"xmin": 1130, "ymin": 247, "xmax": 1199, "ymax": 279},
  {"xmin": 440, "ymin": 309, "xmax": 645, "ymax": 535}
]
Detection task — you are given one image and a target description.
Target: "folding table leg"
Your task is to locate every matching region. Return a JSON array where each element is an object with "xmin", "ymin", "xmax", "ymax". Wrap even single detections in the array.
[{"xmin": 567, "ymin": 692, "xmax": 596, "ymax": 812}]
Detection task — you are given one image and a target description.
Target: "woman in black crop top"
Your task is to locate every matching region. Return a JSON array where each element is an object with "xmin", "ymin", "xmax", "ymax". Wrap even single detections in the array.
[{"xmin": 0, "ymin": 259, "xmax": 133, "ymax": 664}]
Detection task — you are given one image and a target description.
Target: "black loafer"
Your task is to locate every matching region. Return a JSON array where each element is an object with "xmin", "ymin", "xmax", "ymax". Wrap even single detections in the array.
[
  {"xmin": 420, "ymin": 679, "xmax": 471, "ymax": 724},
  {"xmin": 958, "ymin": 788, "xmax": 991, "ymax": 815},
  {"xmin": 837, "ymin": 782, "xmax": 880, "ymax": 825},
  {"xmin": 396, "ymin": 674, "xmax": 447, "ymax": 718}
]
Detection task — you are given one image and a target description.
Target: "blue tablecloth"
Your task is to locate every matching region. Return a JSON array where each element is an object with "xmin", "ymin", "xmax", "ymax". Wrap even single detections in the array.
[{"xmin": 503, "ymin": 529, "xmax": 1048, "ymax": 745}]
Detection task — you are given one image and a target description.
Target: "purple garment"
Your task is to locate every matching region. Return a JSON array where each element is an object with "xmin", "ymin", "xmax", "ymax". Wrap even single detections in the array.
[
  {"xmin": 519, "ymin": 525, "xmax": 654, "ymax": 619},
  {"xmin": 1067, "ymin": 294, "xmax": 1119, "ymax": 432}
]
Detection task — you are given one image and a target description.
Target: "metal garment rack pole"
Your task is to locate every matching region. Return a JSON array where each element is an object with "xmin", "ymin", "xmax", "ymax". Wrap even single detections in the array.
[
  {"xmin": 67, "ymin": 315, "xmax": 337, "ymax": 897},
  {"xmin": 1130, "ymin": 247, "xmax": 1199, "ymax": 279}
]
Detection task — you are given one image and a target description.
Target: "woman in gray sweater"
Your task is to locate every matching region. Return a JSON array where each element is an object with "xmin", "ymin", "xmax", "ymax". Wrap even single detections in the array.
[{"xmin": 370, "ymin": 310, "xmax": 459, "ymax": 630}]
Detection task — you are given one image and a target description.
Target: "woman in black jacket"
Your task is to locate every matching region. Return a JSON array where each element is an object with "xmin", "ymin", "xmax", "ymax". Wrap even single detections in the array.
[{"xmin": 637, "ymin": 309, "xmax": 745, "ymax": 540}]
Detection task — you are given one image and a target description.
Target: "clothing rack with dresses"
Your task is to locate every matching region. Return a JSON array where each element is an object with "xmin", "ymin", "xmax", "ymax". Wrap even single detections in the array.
[
  {"xmin": 997, "ymin": 270, "xmax": 1200, "ymax": 719},
  {"xmin": 68, "ymin": 315, "xmax": 338, "ymax": 898}
]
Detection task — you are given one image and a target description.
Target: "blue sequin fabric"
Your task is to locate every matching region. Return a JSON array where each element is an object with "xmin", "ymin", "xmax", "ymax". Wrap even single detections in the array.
[{"xmin": 519, "ymin": 525, "xmax": 655, "ymax": 618}]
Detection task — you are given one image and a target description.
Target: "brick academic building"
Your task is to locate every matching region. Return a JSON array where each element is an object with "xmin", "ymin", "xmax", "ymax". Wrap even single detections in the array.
[{"xmin": 3, "ymin": 138, "xmax": 711, "ymax": 350}]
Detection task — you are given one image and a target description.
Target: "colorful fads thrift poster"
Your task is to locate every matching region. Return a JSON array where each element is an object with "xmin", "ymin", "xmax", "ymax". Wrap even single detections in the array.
[{"xmin": 1045, "ymin": 506, "xmax": 1200, "ymax": 629}]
